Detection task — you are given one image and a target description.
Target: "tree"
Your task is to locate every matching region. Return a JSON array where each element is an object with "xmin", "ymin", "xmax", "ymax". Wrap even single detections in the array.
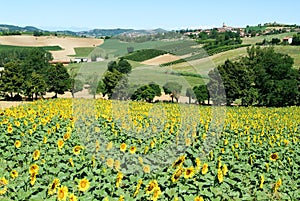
[
  {"xmin": 23, "ymin": 72, "xmax": 47, "ymax": 100},
  {"xmin": 271, "ymin": 38, "xmax": 280, "ymax": 45},
  {"xmin": 185, "ymin": 88, "xmax": 195, "ymax": 104},
  {"xmin": 46, "ymin": 63, "xmax": 71, "ymax": 98},
  {"xmin": 291, "ymin": 34, "xmax": 300, "ymax": 45},
  {"xmin": 102, "ymin": 70, "xmax": 124, "ymax": 99},
  {"xmin": 245, "ymin": 46, "xmax": 299, "ymax": 106},
  {"xmin": 163, "ymin": 82, "xmax": 182, "ymax": 103},
  {"xmin": 115, "ymin": 58, "xmax": 132, "ymax": 74},
  {"xmin": 148, "ymin": 82, "xmax": 161, "ymax": 97},
  {"xmin": 111, "ymin": 75, "xmax": 129, "ymax": 100},
  {"xmin": 193, "ymin": 85, "xmax": 209, "ymax": 104},
  {"xmin": 107, "ymin": 59, "xmax": 132, "ymax": 74},
  {"xmin": 207, "ymin": 68, "xmax": 226, "ymax": 105},
  {"xmin": 0, "ymin": 61, "xmax": 24, "ymax": 99},
  {"xmin": 131, "ymin": 85, "xmax": 156, "ymax": 103}
]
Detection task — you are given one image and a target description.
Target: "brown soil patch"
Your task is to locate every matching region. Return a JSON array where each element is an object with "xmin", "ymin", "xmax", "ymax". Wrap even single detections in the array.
[
  {"xmin": 0, "ymin": 35, "xmax": 103, "ymax": 61},
  {"xmin": 141, "ymin": 54, "xmax": 181, "ymax": 65}
]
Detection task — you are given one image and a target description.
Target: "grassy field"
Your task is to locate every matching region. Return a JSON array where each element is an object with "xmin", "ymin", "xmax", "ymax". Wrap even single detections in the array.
[
  {"xmin": 98, "ymin": 39, "xmax": 195, "ymax": 58},
  {"xmin": 242, "ymin": 32, "xmax": 296, "ymax": 45},
  {"xmin": 71, "ymin": 47, "xmax": 95, "ymax": 57},
  {"xmin": 274, "ymin": 46, "xmax": 300, "ymax": 69},
  {"xmin": 0, "ymin": 44, "xmax": 62, "ymax": 51}
]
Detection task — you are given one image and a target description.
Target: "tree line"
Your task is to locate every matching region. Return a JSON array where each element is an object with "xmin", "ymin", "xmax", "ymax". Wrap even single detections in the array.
[
  {"xmin": 207, "ymin": 46, "xmax": 300, "ymax": 107},
  {"xmin": 0, "ymin": 48, "xmax": 71, "ymax": 100}
]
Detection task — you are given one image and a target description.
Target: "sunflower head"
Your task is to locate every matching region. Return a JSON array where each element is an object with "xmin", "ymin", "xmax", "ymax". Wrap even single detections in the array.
[
  {"xmin": 57, "ymin": 139, "xmax": 64, "ymax": 150},
  {"xmin": 270, "ymin": 153, "xmax": 278, "ymax": 161},
  {"xmin": 202, "ymin": 163, "xmax": 209, "ymax": 175},
  {"xmin": 172, "ymin": 155, "xmax": 185, "ymax": 168},
  {"xmin": 184, "ymin": 167, "xmax": 195, "ymax": 179},
  {"xmin": 78, "ymin": 178, "xmax": 90, "ymax": 192},
  {"xmin": 120, "ymin": 143, "xmax": 127, "ymax": 152},
  {"xmin": 29, "ymin": 164, "xmax": 39, "ymax": 175},
  {"xmin": 171, "ymin": 168, "xmax": 183, "ymax": 183},
  {"xmin": 143, "ymin": 165, "xmax": 151, "ymax": 174},
  {"xmin": 57, "ymin": 186, "xmax": 68, "ymax": 201},
  {"xmin": 69, "ymin": 193, "xmax": 78, "ymax": 201},
  {"xmin": 73, "ymin": 145, "xmax": 82, "ymax": 155},
  {"xmin": 15, "ymin": 140, "xmax": 21, "ymax": 148},
  {"xmin": 129, "ymin": 146, "xmax": 137, "ymax": 154},
  {"xmin": 145, "ymin": 180, "xmax": 158, "ymax": 194},
  {"xmin": 33, "ymin": 150, "xmax": 40, "ymax": 161},
  {"xmin": 10, "ymin": 170, "xmax": 18, "ymax": 179}
]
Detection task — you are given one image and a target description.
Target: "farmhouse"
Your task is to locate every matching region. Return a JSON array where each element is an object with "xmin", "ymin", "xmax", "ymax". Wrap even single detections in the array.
[
  {"xmin": 282, "ymin": 37, "xmax": 293, "ymax": 44},
  {"xmin": 73, "ymin": 58, "xmax": 88, "ymax": 63}
]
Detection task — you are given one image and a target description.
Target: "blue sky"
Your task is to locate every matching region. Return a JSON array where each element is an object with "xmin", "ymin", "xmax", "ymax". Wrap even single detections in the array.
[{"xmin": 1, "ymin": 0, "xmax": 300, "ymax": 31}]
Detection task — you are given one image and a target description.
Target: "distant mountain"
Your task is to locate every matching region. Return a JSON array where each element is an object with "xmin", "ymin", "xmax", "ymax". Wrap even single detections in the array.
[
  {"xmin": 0, "ymin": 24, "xmax": 41, "ymax": 32},
  {"xmin": 0, "ymin": 24, "xmax": 168, "ymax": 37}
]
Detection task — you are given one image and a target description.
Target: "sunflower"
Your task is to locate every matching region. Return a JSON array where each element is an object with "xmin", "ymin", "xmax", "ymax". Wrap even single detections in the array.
[
  {"xmin": 133, "ymin": 179, "xmax": 143, "ymax": 197},
  {"xmin": 116, "ymin": 172, "xmax": 123, "ymax": 188},
  {"xmin": 114, "ymin": 160, "xmax": 121, "ymax": 171},
  {"xmin": 222, "ymin": 164, "xmax": 228, "ymax": 176},
  {"xmin": 270, "ymin": 153, "xmax": 278, "ymax": 161},
  {"xmin": 15, "ymin": 140, "xmax": 21, "ymax": 148},
  {"xmin": 63, "ymin": 132, "xmax": 71, "ymax": 141},
  {"xmin": 57, "ymin": 186, "xmax": 68, "ymax": 201},
  {"xmin": 172, "ymin": 155, "xmax": 185, "ymax": 168},
  {"xmin": 217, "ymin": 169, "xmax": 224, "ymax": 183},
  {"xmin": 43, "ymin": 136, "xmax": 47, "ymax": 144},
  {"xmin": 120, "ymin": 143, "xmax": 127, "ymax": 152},
  {"xmin": 33, "ymin": 150, "xmax": 40, "ymax": 161},
  {"xmin": 0, "ymin": 187, "xmax": 7, "ymax": 195},
  {"xmin": 69, "ymin": 158, "xmax": 74, "ymax": 167},
  {"xmin": 30, "ymin": 172, "xmax": 37, "ymax": 186},
  {"xmin": 48, "ymin": 178, "xmax": 60, "ymax": 195},
  {"xmin": 0, "ymin": 177, "xmax": 8, "ymax": 186},
  {"xmin": 259, "ymin": 175, "xmax": 264, "ymax": 189},
  {"xmin": 106, "ymin": 141, "xmax": 113, "ymax": 150},
  {"xmin": 57, "ymin": 139, "xmax": 64, "ymax": 150},
  {"xmin": 7, "ymin": 125, "xmax": 13, "ymax": 133},
  {"xmin": 194, "ymin": 196, "xmax": 204, "ymax": 201},
  {"xmin": 184, "ymin": 166, "xmax": 195, "ymax": 179},
  {"xmin": 10, "ymin": 170, "xmax": 18, "ymax": 179},
  {"xmin": 78, "ymin": 178, "xmax": 90, "ymax": 192},
  {"xmin": 145, "ymin": 180, "xmax": 158, "ymax": 194},
  {"xmin": 152, "ymin": 187, "xmax": 162, "ymax": 201},
  {"xmin": 29, "ymin": 164, "xmax": 39, "ymax": 174},
  {"xmin": 143, "ymin": 165, "xmax": 151, "ymax": 174},
  {"xmin": 69, "ymin": 194, "xmax": 78, "ymax": 201},
  {"xmin": 106, "ymin": 158, "xmax": 114, "ymax": 168},
  {"xmin": 201, "ymin": 163, "xmax": 208, "ymax": 175},
  {"xmin": 274, "ymin": 178, "xmax": 282, "ymax": 192},
  {"xmin": 119, "ymin": 195, "xmax": 124, "ymax": 201},
  {"xmin": 129, "ymin": 146, "xmax": 137, "ymax": 154},
  {"xmin": 73, "ymin": 145, "xmax": 82, "ymax": 155},
  {"xmin": 171, "ymin": 167, "xmax": 183, "ymax": 183}
]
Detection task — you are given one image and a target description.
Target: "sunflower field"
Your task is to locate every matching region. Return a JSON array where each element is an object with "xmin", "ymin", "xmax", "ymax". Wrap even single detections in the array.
[{"xmin": 0, "ymin": 99, "xmax": 300, "ymax": 201}]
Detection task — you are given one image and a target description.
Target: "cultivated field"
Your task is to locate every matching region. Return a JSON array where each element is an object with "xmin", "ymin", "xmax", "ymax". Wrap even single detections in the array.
[
  {"xmin": 0, "ymin": 35, "xmax": 103, "ymax": 61},
  {"xmin": 0, "ymin": 99, "xmax": 299, "ymax": 200},
  {"xmin": 141, "ymin": 54, "xmax": 181, "ymax": 65}
]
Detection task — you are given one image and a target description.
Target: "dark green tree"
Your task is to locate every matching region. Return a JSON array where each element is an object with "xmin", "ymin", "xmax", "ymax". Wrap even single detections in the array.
[
  {"xmin": 163, "ymin": 82, "xmax": 182, "ymax": 103},
  {"xmin": 148, "ymin": 82, "xmax": 161, "ymax": 97},
  {"xmin": 46, "ymin": 63, "xmax": 71, "ymax": 98},
  {"xmin": 193, "ymin": 85, "xmax": 209, "ymax": 104},
  {"xmin": 115, "ymin": 58, "xmax": 132, "ymax": 74},
  {"xmin": 23, "ymin": 72, "xmax": 47, "ymax": 100},
  {"xmin": 0, "ymin": 61, "xmax": 24, "ymax": 99},
  {"xmin": 102, "ymin": 70, "xmax": 124, "ymax": 99},
  {"xmin": 131, "ymin": 85, "xmax": 156, "ymax": 103}
]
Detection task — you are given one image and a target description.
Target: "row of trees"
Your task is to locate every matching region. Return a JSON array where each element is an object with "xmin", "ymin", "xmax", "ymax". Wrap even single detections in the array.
[
  {"xmin": 0, "ymin": 48, "xmax": 71, "ymax": 100},
  {"xmin": 208, "ymin": 46, "xmax": 300, "ymax": 106}
]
